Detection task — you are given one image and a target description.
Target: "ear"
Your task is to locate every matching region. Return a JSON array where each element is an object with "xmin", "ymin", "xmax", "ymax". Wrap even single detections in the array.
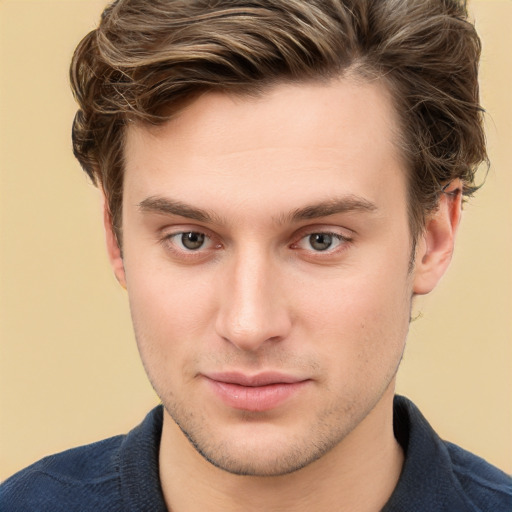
[
  {"xmin": 102, "ymin": 195, "xmax": 127, "ymax": 290},
  {"xmin": 413, "ymin": 180, "xmax": 463, "ymax": 295}
]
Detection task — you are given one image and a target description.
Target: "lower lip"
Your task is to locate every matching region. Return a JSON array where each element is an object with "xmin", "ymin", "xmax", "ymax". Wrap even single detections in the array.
[{"xmin": 205, "ymin": 379, "xmax": 309, "ymax": 412}]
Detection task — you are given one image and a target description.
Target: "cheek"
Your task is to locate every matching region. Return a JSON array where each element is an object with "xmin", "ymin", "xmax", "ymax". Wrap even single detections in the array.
[
  {"xmin": 124, "ymin": 260, "xmax": 218, "ymax": 375},
  {"xmin": 300, "ymin": 264, "xmax": 411, "ymax": 329},
  {"xmin": 296, "ymin": 260, "xmax": 412, "ymax": 374},
  {"xmin": 127, "ymin": 254, "xmax": 216, "ymax": 325}
]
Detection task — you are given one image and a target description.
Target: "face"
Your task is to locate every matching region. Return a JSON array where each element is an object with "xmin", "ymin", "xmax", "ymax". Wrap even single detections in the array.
[{"xmin": 110, "ymin": 79, "xmax": 442, "ymax": 477}]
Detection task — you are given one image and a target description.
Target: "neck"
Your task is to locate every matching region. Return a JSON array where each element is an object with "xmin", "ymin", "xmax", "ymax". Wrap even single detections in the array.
[{"xmin": 159, "ymin": 388, "xmax": 403, "ymax": 512}]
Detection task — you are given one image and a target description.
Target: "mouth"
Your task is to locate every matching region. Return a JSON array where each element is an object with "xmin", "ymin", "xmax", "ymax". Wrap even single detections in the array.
[{"xmin": 202, "ymin": 372, "xmax": 311, "ymax": 412}]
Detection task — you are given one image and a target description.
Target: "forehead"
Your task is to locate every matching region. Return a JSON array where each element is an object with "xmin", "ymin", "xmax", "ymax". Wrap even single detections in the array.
[{"xmin": 123, "ymin": 78, "xmax": 406, "ymax": 221}]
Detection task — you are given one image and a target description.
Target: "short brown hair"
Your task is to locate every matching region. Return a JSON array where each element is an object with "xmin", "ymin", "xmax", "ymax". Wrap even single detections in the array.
[{"xmin": 70, "ymin": 0, "xmax": 487, "ymax": 242}]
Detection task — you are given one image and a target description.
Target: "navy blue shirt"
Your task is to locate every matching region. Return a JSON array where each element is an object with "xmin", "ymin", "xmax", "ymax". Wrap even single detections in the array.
[{"xmin": 1, "ymin": 396, "xmax": 511, "ymax": 511}]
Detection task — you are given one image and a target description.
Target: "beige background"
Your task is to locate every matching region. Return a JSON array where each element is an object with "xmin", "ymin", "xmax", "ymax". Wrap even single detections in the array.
[{"xmin": 0, "ymin": 0, "xmax": 511, "ymax": 480}]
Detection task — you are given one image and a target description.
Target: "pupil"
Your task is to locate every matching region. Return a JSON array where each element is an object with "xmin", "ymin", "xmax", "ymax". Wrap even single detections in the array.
[
  {"xmin": 310, "ymin": 233, "xmax": 332, "ymax": 251},
  {"xmin": 181, "ymin": 232, "xmax": 205, "ymax": 250}
]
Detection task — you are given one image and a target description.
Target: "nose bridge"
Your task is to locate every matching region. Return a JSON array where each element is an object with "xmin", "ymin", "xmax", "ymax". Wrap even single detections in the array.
[{"xmin": 215, "ymin": 244, "xmax": 290, "ymax": 351}]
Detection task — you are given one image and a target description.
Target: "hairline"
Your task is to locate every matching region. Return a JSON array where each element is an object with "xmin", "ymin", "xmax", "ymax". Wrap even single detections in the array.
[{"xmin": 113, "ymin": 71, "xmax": 424, "ymax": 249}]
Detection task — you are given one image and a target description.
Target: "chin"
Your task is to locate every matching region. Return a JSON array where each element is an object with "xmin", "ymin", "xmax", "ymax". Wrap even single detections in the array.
[{"xmin": 165, "ymin": 400, "xmax": 358, "ymax": 477}]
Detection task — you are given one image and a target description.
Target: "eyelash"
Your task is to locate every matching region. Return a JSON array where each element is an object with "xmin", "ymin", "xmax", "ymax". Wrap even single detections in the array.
[
  {"xmin": 159, "ymin": 228, "xmax": 353, "ymax": 261},
  {"xmin": 160, "ymin": 230, "xmax": 221, "ymax": 261},
  {"xmin": 290, "ymin": 231, "xmax": 352, "ymax": 254}
]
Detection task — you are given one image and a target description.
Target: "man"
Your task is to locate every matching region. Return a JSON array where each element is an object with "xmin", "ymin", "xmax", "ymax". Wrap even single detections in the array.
[{"xmin": 1, "ymin": 0, "xmax": 511, "ymax": 510}]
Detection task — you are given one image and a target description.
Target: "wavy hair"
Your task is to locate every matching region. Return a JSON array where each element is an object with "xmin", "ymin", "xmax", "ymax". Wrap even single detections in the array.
[{"xmin": 70, "ymin": 0, "xmax": 487, "ymax": 242}]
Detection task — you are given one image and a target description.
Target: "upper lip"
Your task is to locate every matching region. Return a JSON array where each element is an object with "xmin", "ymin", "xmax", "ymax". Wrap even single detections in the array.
[{"xmin": 204, "ymin": 372, "xmax": 307, "ymax": 387}]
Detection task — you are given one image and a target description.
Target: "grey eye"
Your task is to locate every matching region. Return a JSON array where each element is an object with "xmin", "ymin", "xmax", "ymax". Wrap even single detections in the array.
[
  {"xmin": 181, "ymin": 232, "xmax": 205, "ymax": 250},
  {"xmin": 308, "ymin": 233, "xmax": 333, "ymax": 251}
]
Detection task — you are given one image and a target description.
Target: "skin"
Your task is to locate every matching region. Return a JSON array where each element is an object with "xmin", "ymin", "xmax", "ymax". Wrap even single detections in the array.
[{"xmin": 105, "ymin": 78, "xmax": 461, "ymax": 512}]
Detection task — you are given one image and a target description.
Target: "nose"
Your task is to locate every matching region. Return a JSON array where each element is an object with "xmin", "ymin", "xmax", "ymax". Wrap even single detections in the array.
[{"xmin": 214, "ymin": 248, "xmax": 292, "ymax": 352}]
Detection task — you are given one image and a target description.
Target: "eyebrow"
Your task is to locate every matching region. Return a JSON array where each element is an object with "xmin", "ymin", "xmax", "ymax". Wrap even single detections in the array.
[
  {"xmin": 138, "ymin": 196, "xmax": 222, "ymax": 224},
  {"xmin": 138, "ymin": 194, "xmax": 378, "ymax": 225},
  {"xmin": 287, "ymin": 196, "xmax": 378, "ymax": 223}
]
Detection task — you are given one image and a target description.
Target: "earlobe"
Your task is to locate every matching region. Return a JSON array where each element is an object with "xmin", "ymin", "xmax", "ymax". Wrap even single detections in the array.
[
  {"xmin": 413, "ymin": 181, "xmax": 463, "ymax": 295},
  {"xmin": 102, "ymin": 196, "xmax": 127, "ymax": 290}
]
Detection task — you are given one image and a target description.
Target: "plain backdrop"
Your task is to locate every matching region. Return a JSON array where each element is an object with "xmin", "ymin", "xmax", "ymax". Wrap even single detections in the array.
[{"xmin": 1, "ymin": 0, "xmax": 511, "ymax": 480}]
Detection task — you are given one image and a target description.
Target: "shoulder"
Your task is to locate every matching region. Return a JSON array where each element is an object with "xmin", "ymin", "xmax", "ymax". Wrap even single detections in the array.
[
  {"xmin": 0, "ymin": 435, "xmax": 125, "ymax": 512},
  {"xmin": 0, "ymin": 406, "xmax": 165, "ymax": 512},
  {"xmin": 444, "ymin": 441, "xmax": 512, "ymax": 512},
  {"xmin": 389, "ymin": 396, "xmax": 512, "ymax": 512}
]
